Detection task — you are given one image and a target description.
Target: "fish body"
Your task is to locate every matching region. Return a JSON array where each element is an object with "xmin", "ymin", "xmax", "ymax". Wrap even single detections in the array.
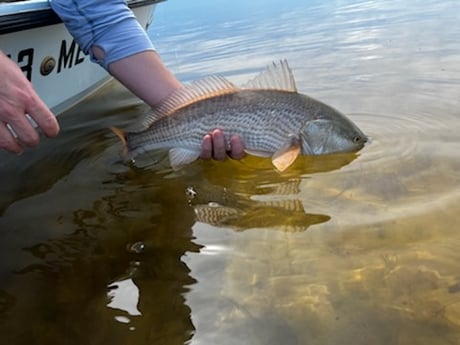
[{"xmin": 113, "ymin": 60, "xmax": 367, "ymax": 171}]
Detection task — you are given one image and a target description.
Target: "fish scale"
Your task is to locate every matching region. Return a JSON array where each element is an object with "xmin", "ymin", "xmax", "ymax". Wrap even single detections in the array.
[{"xmin": 113, "ymin": 60, "xmax": 367, "ymax": 171}]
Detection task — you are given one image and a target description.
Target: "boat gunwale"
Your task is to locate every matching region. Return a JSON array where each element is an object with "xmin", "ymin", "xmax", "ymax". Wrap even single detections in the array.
[{"xmin": 0, "ymin": 0, "xmax": 165, "ymax": 34}]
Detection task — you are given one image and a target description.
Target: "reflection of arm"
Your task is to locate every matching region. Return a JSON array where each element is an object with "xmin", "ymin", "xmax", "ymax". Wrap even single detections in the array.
[{"xmin": 50, "ymin": 0, "xmax": 182, "ymax": 107}]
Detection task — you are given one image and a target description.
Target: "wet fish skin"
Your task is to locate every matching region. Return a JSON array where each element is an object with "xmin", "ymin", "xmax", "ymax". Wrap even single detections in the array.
[{"xmin": 113, "ymin": 60, "xmax": 367, "ymax": 171}]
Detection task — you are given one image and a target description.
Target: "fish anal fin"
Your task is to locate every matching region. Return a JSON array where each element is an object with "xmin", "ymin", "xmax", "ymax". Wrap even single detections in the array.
[
  {"xmin": 169, "ymin": 148, "xmax": 201, "ymax": 170},
  {"xmin": 272, "ymin": 135, "xmax": 301, "ymax": 172},
  {"xmin": 241, "ymin": 60, "xmax": 297, "ymax": 93},
  {"xmin": 141, "ymin": 76, "xmax": 239, "ymax": 129}
]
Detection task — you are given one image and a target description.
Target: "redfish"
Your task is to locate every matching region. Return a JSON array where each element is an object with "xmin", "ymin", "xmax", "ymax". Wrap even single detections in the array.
[{"xmin": 112, "ymin": 60, "xmax": 366, "ymax": 171}]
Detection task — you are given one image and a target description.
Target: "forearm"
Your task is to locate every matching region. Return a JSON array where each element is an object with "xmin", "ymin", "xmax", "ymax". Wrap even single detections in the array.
[
  {"xmin": 99, "ymin": 49, "xmax": 182, "ymax": 106},
  {"xmin": 50, "ymin": 0, "xmax": 182, "ymax": 106}
]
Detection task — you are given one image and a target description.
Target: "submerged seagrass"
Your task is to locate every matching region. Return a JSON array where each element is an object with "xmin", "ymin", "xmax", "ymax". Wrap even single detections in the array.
[{"xmin": 112, "ymin": 60, "xmax": 367, "ymax": 171}]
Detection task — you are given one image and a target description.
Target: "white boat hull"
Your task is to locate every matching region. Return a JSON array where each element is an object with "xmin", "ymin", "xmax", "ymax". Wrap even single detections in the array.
[{"xmin": 1, "ymin": 0, "xmax": 161, "ymax": 114}]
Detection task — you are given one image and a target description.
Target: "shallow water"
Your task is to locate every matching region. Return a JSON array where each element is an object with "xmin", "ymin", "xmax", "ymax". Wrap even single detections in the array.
[{"xmin": 1, "ymin": 0, "xmax": 460, "ymax": 344}]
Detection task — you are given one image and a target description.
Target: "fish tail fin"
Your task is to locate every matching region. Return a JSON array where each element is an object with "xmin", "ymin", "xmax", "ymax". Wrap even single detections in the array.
[{"xmin": 110, "ymin": 127, "xmax": 129, "ymax": 161}]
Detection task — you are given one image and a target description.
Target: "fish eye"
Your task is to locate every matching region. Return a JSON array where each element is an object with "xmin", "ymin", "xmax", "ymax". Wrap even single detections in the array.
[{"xmin": 352, "ymin": 136, "xmax": 362, "ymax": 143}]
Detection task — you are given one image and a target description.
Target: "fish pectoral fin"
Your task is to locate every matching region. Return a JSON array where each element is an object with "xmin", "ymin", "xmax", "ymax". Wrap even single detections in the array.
[
  {"xmin": 272, "ymin": 136, "xmax": 301, "ymax": 172},
  {"xmin": 243, "ymin": 148, "xmax": 273, "ymax": 158},
  {"xmin": 169, "ymin": 148, "xmax": 201, "ymax": 170}
]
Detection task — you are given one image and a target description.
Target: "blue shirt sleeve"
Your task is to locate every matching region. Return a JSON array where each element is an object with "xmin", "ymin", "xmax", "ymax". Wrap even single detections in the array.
[{"xmin": 50, "ymin": 0, "xmax": 155, "ymax": 70}]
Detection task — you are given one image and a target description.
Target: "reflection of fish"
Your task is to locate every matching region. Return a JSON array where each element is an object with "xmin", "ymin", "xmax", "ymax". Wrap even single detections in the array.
[
  {"xmin": 193, "ymin": 200, "xmax": 330, "ymax": 232},
  {"xmin": 186, "ymin": 183, "xmax": 330, "ymax": 232},
  {"xmin": 193, "ymin": 203, "xmax": 242, "ymax": 226},
  {"xmin": 112, "ymin": 60, "xmax": 367, "ymax": 171}
]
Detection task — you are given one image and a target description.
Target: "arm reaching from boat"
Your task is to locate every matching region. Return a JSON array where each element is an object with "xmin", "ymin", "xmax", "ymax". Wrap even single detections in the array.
[
  {"xmin": 49, "ymin": 0, "xmax": 179, "ymax": 106},
  {"xmin": 0, "ymin": 51, "xmax": 60, "ymax": 154},
  {"xmin": 50, "ymin": 0, "xmax": 244, "ymax": 160}
]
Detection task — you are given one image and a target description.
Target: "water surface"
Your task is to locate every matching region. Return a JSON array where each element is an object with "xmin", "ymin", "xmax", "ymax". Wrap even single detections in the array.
[{"xmin": 1, "ymin": 0, "xmax": 460, "ymax": 344}]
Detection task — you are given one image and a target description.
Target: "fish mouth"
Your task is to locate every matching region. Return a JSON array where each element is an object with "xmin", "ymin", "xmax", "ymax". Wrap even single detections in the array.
[
  {"xmin": 353, "ymin": 135, "xmax": 370, "ymax": 152},
  {"xmin": 353, "ymin": 133, "xmax": 369, "ymax": 149}
]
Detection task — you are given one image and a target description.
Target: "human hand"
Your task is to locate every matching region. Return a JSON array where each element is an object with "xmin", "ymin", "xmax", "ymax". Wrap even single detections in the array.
[
  {"xmin": 0, "ymin": 51, "xmax": 60, "ymax": 154},
  {"xmin": 200, "ymin": 129, "xmax": 245, "ymax": 161}
]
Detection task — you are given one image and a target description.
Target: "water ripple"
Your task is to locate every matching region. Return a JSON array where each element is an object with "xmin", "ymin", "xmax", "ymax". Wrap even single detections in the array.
[{"xmin": 300, "ymin": 110, "xmax": 460, "ymax": 228}]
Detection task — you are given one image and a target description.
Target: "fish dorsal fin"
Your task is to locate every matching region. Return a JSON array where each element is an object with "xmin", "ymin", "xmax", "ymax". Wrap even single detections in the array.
[
  {"xmin": 241, "ymin": 60, "xmax": 297, "ymax": 92},
  {"xmin": 140, "ymin": 75, "xmax": 239, "ymax": 129}
]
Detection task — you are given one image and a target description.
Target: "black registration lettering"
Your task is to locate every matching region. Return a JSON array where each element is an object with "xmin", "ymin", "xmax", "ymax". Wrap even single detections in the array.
[
  {"xmin": 17, "ymin": 48, "xmax": 34, "ymax": 81},
  {"xmin": 75, "ymin": 46, "xmax": 85, "ymax": 66},
  {"xmin": 57, "ymin": 39, "xmax": 85, "ymax": 73},
  {"xmin": 58, "ymin": 39, "xmax": 76, "ymax": 72}
]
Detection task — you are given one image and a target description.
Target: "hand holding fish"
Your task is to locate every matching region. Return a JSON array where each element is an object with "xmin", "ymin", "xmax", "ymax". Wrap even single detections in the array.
[
  {"xmin": 102, "ymin": 50, "xmax": 245, "ymax": 161},
  {"xmin": 200, "ymin": 129, "xmax": 245, "ymax": 161},
  {"xmin": 0, "ymin": 50, "xmax": 60, "ymax": 154}
]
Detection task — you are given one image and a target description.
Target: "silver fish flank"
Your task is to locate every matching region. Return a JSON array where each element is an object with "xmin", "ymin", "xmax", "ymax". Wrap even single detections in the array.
[{"xmin": 112, "ymin": 60, "xmax": 367, "ymax": 171}]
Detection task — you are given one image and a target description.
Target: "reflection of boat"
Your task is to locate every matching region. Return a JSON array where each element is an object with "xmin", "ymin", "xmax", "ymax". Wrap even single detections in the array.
[{"xmin": 0, "ymin": 0, "xmax": 164, "ymax": 114}]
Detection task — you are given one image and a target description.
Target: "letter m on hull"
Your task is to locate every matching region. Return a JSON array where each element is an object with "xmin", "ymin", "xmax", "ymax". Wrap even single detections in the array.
[{"xmin": 57, "ymin": 39, "xmax": 85, "ymax": 73}]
